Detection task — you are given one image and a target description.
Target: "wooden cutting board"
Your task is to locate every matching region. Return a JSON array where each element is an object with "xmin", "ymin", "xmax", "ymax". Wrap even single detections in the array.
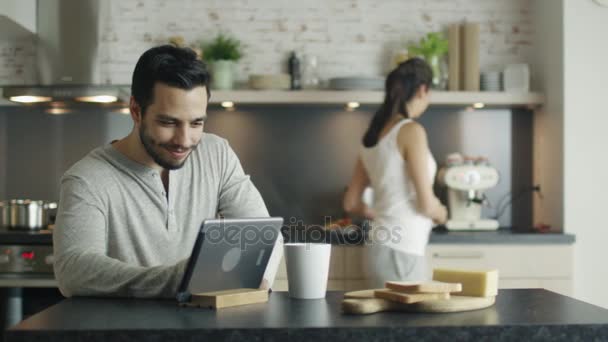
[
  {"xmin": 342, "ymin": 289, "xmax": 495, "ymax": 315},
  {"xmin": 385, "ymin": 280, "xmax": 462, "ymax": 294}
]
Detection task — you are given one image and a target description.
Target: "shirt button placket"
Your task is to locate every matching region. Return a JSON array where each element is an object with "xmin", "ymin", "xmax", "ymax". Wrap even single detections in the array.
[{"xmin": 151, "ymin": 173, "xmax": 171, "ymax": 229}]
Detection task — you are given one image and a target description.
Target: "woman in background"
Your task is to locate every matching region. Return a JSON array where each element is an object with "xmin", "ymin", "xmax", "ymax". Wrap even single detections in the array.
[{"xmin": 343, "ymin": 58, "xmax": 447, "ymax": 287}]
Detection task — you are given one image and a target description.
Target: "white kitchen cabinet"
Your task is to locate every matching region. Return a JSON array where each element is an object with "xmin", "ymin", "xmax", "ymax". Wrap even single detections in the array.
[
  {"xmin": 272, "ymin": 244, "xmax": 574, "ymax": 296},
  {"xmin": 272, "ymin": 279, "xmax": 345, "ymax": 292},
  {"xmin": 274, "ymin": 245, "xmax": 377, "ymax": 292},
  {"xmin": 498, "ymin": 278, "xmax": 572, "ymax": 296},
  {"xmin": 427, "ymin": 244, "xmax": 573, "ymax": 296}
]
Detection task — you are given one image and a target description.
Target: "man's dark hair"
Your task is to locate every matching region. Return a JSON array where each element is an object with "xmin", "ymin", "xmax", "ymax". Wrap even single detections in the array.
[{"xmin": 131, "ymin": 45, "xmax": 211, "ymax": 115}]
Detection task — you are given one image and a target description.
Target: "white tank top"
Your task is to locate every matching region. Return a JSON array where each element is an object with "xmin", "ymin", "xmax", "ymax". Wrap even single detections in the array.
[{"xmin": 360, "ymin": 118, "xmax": 437, "ymax": 256}]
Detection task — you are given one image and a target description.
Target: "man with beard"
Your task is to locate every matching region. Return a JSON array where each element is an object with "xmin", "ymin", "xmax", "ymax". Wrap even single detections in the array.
[{"xmin": 53, "ymin": 45, "xmax": 280, "ymax": 298}]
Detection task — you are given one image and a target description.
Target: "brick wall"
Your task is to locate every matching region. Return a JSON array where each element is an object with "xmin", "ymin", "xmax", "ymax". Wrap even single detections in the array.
[
  {"xmin": 0, "ymin": 39, "xmax": 36, "ymax": 85},
  {"xmin": 0, "ymin": 0, "xmax": 533, "ymax": 85}
]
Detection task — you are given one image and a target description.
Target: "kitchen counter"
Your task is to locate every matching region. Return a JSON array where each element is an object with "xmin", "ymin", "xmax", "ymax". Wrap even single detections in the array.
[
  {"xmin": 0, "ymin": 227, "xmax": 52, "ymax": 245},
  {"xmin": 0, "ymin": 226, "xmax": 575, "ymax": 246},
  {"xmin": 428, "ymin": 227, "xmax": 576, "ymax": 244},
  {"xmin": 5, "ymin": 289, "xmax": 608, "ymax": 341},
  {"xmin": 289, "ymin": 226, "xmax": 576, "ymax": 245}
]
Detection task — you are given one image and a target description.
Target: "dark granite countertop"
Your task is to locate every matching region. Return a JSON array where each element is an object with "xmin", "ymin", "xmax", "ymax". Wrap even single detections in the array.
[
  {"xmin": 0, "ymin": 226, "xmax": 52, "ymax": 245},
  {"xmin": 0, "ymin": 226, "xmax": 575, "ymax": 246},
  {"xmin": 6, "ymin": 289, "xmax": 608, "ymax": 342},
  {"xmin": 428, "ymin": 228, "xmax": 575, "ymax": 244},
  {"xmin": 285, "ymin": 226, "xmax": 575, "ymax": 246}
]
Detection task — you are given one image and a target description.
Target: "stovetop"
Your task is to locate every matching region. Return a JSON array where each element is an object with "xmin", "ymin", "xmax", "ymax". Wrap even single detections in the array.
[
  {"xmin": 0, "ymin": 226, "xmax": 53, "ymax": 245},
  {"xmin": 0, "ymin": 227, "xmax": 54, "ymax": 276}
]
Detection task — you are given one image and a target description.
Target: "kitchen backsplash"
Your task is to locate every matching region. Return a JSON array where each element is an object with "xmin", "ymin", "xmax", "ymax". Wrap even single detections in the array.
[
  {"xmin": 1, "ymin": 0, "xmax": 533, "ymax": 85},
  {"xmin": 0, "ymin": 105, "xmax": 532, "ymax": 228}
]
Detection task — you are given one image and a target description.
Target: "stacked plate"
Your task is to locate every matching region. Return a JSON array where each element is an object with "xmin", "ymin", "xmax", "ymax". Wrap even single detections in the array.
[
  {"xmin": 480, "ymin": 71, "xmax": 502, "ymax": 91},
  {"xmin": 328, "ymin": 77, "xmax": 384, "ymax": 90}
]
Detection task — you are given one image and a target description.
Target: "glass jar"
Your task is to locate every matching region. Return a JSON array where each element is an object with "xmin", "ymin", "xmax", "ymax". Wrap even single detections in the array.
[
  {"xmin": 426, "ymin": 54, "xmax": 448, "ymax": 90},
  {"xmin": 301, "ymin": 54, "xmax": 320, "ymax": 89}
]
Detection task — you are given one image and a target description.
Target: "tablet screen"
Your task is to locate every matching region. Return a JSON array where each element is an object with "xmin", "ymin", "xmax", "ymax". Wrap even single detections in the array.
[{"xmin": 177, "ymin": 217, "xmax": 283, "ymax": 302}]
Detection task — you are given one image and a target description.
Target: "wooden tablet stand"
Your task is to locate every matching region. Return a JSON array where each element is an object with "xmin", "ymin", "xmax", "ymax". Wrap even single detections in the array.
[{"xmin": 179, "ymin": 288, "xmax": 269, "ymax": 309}]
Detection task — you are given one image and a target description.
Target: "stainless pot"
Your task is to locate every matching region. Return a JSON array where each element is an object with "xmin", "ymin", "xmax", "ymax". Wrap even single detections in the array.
[{"xmin": 0, "ymin": 199, "xmax": 57, "ymax": 230}]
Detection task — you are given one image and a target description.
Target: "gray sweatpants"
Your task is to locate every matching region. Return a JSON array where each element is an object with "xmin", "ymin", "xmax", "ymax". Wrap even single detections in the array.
[{"xmin": 362, "ymin": 243, "xmax": 429, "ymax": 288}]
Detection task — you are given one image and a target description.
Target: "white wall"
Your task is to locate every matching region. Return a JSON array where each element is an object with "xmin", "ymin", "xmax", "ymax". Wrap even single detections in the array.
[{"xmin": 564, "ymin": 0, "xmax": 608, "ymax": 309}]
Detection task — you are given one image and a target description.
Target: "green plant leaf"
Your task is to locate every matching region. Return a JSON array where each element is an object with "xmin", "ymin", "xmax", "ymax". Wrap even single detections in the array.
[
  {"xmin": 407, "ymin": 31, "xmax": 448, "ymax": 59},
  {"xmin": 201, "ymin": 33, "xmax": 243, "ymax": 62}
]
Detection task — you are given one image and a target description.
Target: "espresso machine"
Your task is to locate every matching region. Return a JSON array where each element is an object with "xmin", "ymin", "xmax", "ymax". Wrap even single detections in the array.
[{"xmin": 438, "ymin": 153, "xmax": 500, "ymax": 231}]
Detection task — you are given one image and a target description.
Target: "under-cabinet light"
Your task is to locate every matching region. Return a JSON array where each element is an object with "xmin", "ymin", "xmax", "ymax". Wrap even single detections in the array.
[
  {"xmin": 346, "ymin": 102, "xmax": 360, "ymax": 111},
  {"xmin": 221, "ymin": 101, "xmax": 235, "ymax": 109},
  {"xmin": 76, "ymin": 95, "xmax": 118, "ymax": 103},
  {"xmin": 9, "ymin": 95, "xmax": 52, "ymax": 103},
  {"xmin": 46, "ymin": 108, "xmax": 71, "ymax": 115}
]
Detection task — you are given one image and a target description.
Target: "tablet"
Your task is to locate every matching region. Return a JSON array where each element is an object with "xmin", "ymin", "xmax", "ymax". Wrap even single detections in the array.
[{"xmin": 176, "ymin": 217, "xmax": 283, "ymax": 303}]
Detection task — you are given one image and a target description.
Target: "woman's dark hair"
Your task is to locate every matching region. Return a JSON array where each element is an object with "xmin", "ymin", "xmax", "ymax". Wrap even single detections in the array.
[
  {"xmin": 131, "ymin": 45, "xmax": 211, "ymax": 116},
  {"xmin": 362, "ymin": 58, "xmax": 432, "ymax": 147}
]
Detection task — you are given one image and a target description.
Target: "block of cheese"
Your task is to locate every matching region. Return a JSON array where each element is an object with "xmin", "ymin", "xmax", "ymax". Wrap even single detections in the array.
[
  {"xmin": 432, "ymin": 268, "xmax": 499, "ymax": 297},
  {"xmin": 374, "ymin": 289, "xmax": 450, "ymax": 304},
  {"xmin": 385, "ymin": 281, "xmax": 462, "ymax": 294}
]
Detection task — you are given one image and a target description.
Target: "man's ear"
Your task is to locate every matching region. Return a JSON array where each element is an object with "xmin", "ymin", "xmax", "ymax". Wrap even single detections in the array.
[{"xmin": 129, "ymin": 97, "xmax": 143, "ymax": 125}]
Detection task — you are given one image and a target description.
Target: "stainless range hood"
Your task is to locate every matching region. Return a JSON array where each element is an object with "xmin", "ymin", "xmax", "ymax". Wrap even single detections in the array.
[{"xmin": 2, "ymin": 0, "xmax": 128, "ymax": 105}]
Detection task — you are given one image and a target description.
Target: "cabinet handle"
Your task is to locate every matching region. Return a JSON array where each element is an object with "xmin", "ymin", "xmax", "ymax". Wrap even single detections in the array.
[{"xmin": 432, "ymin": 252, "xmax": 484, "ymax": 259}]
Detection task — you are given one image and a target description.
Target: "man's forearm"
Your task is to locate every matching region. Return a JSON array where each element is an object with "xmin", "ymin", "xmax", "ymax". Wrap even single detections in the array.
[{"xmin": 54, "ymin": 251, "xmax": 188, "ymax": 298}]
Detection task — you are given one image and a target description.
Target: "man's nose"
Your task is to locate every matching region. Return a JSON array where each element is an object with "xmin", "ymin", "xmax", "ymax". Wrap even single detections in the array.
[{"xmin": 174, "ymin": 126, "xmax": 192, "ymax": 147}]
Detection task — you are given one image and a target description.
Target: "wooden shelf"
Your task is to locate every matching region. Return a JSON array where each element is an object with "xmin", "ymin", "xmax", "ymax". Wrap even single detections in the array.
[
  {"xmin": 209, "ymin": 90, "xmax": 544, "ymax": 107},
  {"xmin": 0, "ymin": 89, "xmax": 544, "ymax": 108}
]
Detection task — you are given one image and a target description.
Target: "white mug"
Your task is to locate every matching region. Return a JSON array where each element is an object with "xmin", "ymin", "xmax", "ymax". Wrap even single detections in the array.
[{"xmin": 284, "ymin": 243, "xmax": 331, "ymax": 299}]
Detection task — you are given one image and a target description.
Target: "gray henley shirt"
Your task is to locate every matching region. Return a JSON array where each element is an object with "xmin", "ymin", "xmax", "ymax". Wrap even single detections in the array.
[{"xmin": 53, "ymin": 133, "xmax": 281, "ymax": 298}]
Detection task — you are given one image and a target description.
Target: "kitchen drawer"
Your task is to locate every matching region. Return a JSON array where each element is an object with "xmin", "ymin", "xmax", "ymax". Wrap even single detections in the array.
[
  {"xmin": 344, "ymin": 280, "xmax": 369, "ymax": 291},
  {"xmin": 540, "ymin": 279, "xmax": 573, "ymax": 296},
  {"xmin": 499, "ymin": 278, "xmax": 543, "ymax": 289},
  {"xmin": 275, "ymin": 246, "xmax": 345, "ymax": 280},
  {"xmin": 344, "ymin": 245, "xmax": 365, "ymax": 279},
  {"xmin": 499, "ymin": 278, "xmax": 572, "ymax": 296},
  {"xmin": 271, "ymin": 280, "xmax": 345, "ymax": 292},
  {"xmin": 427, "ymin": 244, "xmax": 573, "ymax": 278},
  {"xmin": 272, "ymin": 280, "xmax": 289, "ymax": 291}
]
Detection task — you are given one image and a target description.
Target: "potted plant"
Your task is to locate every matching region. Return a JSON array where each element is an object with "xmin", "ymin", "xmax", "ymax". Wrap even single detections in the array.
[
  {"xmin": 408, "ymin": 32, "xmax": 449, "ymax": 89},
  {"xmin": 201, "ymin": 33, "xmax": 243, "ymax": 90}
]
